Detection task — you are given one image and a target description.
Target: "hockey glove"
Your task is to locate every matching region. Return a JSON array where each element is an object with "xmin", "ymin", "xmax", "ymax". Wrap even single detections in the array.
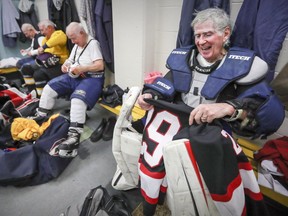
[{"xmin": 143, "ymin": 77, "xmax": 175, "ymax": 101}]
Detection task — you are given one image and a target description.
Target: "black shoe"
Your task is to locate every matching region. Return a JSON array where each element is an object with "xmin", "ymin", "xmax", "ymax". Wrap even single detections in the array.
[
  {"xmin": 102, "ymin": 116, "xmax": 117, "ymax": 141},
  {"xmin": 90, "ymin": 118, "xmax": 107, "ymax": 142}
]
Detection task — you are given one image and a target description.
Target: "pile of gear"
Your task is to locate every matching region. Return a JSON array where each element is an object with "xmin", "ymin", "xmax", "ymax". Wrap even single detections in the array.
[{"xmin": 0, "ymin": 80, "xmax": 72, "ymax": 186}]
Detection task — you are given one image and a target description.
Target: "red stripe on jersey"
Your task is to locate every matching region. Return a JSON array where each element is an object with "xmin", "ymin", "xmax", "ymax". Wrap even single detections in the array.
[
  {"xmin": 139, "ymin": 163, "xmax": 166, "ymax": 179},
  {"xmin": 141, "ymin": 188, "xmax": 158, "ymax": 204},
  {"xmin": 160, "ymin": 185, "xmax": 167, "ymax": 193},
  {"xmin": 238, "ymin": 161, "xmax": 253, "ymax": 171},
  {"xmin": 244, "ymin": 188, "xmax": 263, "ymax": 201},
  {"xmin": 211, "ymin": 173, "xmax": 242, "ymax": 202},
  {"xmin": 16, "ymin": 98, "xmax": 38, "ymax": 110}
]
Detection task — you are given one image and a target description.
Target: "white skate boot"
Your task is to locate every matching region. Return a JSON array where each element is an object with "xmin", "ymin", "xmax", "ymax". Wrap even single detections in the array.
[{"xmin": 58, "ymin": 128, "xmax": 80, "ymax": 158}]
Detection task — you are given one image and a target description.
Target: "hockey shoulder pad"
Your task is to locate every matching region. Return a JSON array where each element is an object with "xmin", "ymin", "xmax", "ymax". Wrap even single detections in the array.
[
  {"xmin": 229, "ymin": 81, "xmax": 285, "ymax": 139},
  {"xmin": 143, "ymin": 77, "xmax": 175, "ymax": 101}
]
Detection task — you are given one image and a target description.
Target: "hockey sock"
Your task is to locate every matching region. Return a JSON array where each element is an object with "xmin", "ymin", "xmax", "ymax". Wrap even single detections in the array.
[
  {"xmin": 143, "ymin": 200, "xmax": 157, "ymax": 216},
  {"xmin": 158, "ymin": 191, "xmax": 166, "ymax": 205},
  {"xmin": 70, "ymin": 98, "xmax": 87, "ymax": 126},
  {"xmin": 39, "ymin": 85, "xmax": 58, "ymax": 110}
]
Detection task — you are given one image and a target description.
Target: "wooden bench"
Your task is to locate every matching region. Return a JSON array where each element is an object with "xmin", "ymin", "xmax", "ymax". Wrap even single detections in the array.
[
  {"xmin": 99, "ymin": 102, "xmax": 288, "ymax": 208},
  {"xmin": 99, "ymin": 102, "xmax": 145, "ymax": 121},
  {"xmin": 0, "ymin": 67, "xmax": 18, "ymax": 74},
  {"xmin": 0, "ymin": 67, "xmax": 23, "ymax": 86}
]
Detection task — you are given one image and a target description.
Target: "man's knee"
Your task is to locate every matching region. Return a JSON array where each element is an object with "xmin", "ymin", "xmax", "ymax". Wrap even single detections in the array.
[
  {"xmin": 34, "ymin": 68, "xmax": 48, "ymax": 81},
  {"xmin": 21, "ymin": 64, "xmax": 34, "ymax": 76},
  {"xmin": 16, "ymin": 60, "xmax": 23, "ymax": 69}
]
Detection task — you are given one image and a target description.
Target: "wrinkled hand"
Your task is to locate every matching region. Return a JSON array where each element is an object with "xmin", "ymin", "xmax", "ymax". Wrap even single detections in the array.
[
  {"xmin": 189, "ymin": 103, "xmax": 234, "ymax": 125},
  {"xmin": 38, "ymin": 46, "xmax": 44, "ymax": 54},
  {"xmin": 61, "ymin": 64, "xmax": 69, "ymax": 73},
  {"xmin": 20, "ymin": 49, "xmax": 28, "ymax": 56},
  {"xmin": 62, "ymin": 59, "xmax": 73, "ymax": 73},
  {"xmin": 137, "ymin": 93, "xmax": 153, "ymax": 110},
  {"xmin": 69, "ymin": 65, "xmax": 82, "ymax": 75}
]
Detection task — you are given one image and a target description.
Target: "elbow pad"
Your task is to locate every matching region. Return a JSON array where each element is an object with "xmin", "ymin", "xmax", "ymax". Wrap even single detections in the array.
[{"xmin": 227, "ymin": 81, "xmax": 285, "ymax": 139}]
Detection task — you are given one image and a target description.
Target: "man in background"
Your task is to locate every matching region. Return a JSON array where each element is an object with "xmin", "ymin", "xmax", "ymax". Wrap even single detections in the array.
[
  {"xmin": 16, "ymin": 23, "xmax": 44, "ymax": 70},
  {"xmin": 20, "ymin": 20, "xmax": 69, "ymax": 97},
  {"xmin": 31, "ymin": 22, "xmax": 105, "ymax": 158}
]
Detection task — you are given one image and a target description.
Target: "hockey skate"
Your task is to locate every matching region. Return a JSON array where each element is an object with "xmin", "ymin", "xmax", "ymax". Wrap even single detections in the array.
[
  {"xmin": 57, "ymin": 129, "xmax": 80, "ymax": 158},
  {"xmin": 27, "ymin": 107, "xmax": 51, "ymax": 124}
]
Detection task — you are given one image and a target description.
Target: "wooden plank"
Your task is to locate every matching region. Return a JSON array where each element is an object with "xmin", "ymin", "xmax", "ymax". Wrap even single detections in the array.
[
  {"xmin": 0, "ymin": 67, "xmax": 18, "ymax": 74},
  {"xmin": 99, "ymin": 103, "xmax": 121, "ymax": 115},
  {"xmin": 99, "ymin": 103, "xmax": 145, "ymax": 121},
  {"xmin": 237, "ymin": 137, "xmax": 261, "ymax": 151},
  {"xmin": 260, "ymin": 185, "xmax": 288, "ymax": 207},
  {"xmin": 241, "ymin": 147, "xmax": 255, "ymax": 159}
]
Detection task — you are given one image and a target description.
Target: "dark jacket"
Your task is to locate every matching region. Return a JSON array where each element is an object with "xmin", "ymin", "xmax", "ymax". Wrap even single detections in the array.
[
  {"xmin": 94, "ymin": 0, "xmax": 114, "ymax": 72},
  {"xmin": 230, "ymin": 0, "xmax": 288, "ymax": 82},
  {"xmin": 18, "ymin": 3, "xmax": 39, "ymax": 43}
]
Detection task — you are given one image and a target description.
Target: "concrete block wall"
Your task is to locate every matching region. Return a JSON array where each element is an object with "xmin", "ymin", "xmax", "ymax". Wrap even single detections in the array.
[{"xmin": 112, "ymin": 0, "xmax": 183, "ymax": 89}]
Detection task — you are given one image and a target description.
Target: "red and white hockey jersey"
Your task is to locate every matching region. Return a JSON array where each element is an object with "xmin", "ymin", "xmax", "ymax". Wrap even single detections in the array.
[{"xmin": 138, "ymin": 99, "xmax": 269, "ymax": 215}]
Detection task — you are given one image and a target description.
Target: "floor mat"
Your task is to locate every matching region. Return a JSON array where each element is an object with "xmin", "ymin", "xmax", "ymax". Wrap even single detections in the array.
[{"xmin": 80, "ymin": 125, "xmax": 93, "ymax": 142}]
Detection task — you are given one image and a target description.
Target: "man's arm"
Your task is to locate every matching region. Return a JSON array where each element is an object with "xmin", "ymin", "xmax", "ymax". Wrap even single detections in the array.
[
  {"xmin": 70, "ymin": 59, "xmax": 105, "ymax": 75},
  {"xmin": 43, "ymin": 30, "xmax": 67, "ymax": 48}
]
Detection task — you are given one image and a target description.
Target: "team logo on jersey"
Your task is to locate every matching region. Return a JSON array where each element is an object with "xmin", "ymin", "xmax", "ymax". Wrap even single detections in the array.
[{"xmin": 75, "ymin": 89, "xmax": 86, "ymax": 97}]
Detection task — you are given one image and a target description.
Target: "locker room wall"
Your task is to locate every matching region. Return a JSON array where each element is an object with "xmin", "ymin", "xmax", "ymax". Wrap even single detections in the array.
[{"xmin": 112, "ymin": 0, "xmax": 182, "ymax": 89}]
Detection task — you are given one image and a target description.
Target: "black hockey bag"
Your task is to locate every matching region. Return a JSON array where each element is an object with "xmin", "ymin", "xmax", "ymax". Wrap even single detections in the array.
[
  {"xmin": 0, "ymin": 115, "xmax": 72, "ymax": 186},
  {"xmin": 100, "ymin": 84, "xmax": 125, "ymax": 108},
  {"xmin": 60, "ymin": 185, "xmax": 132, "ymax": 216}
]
